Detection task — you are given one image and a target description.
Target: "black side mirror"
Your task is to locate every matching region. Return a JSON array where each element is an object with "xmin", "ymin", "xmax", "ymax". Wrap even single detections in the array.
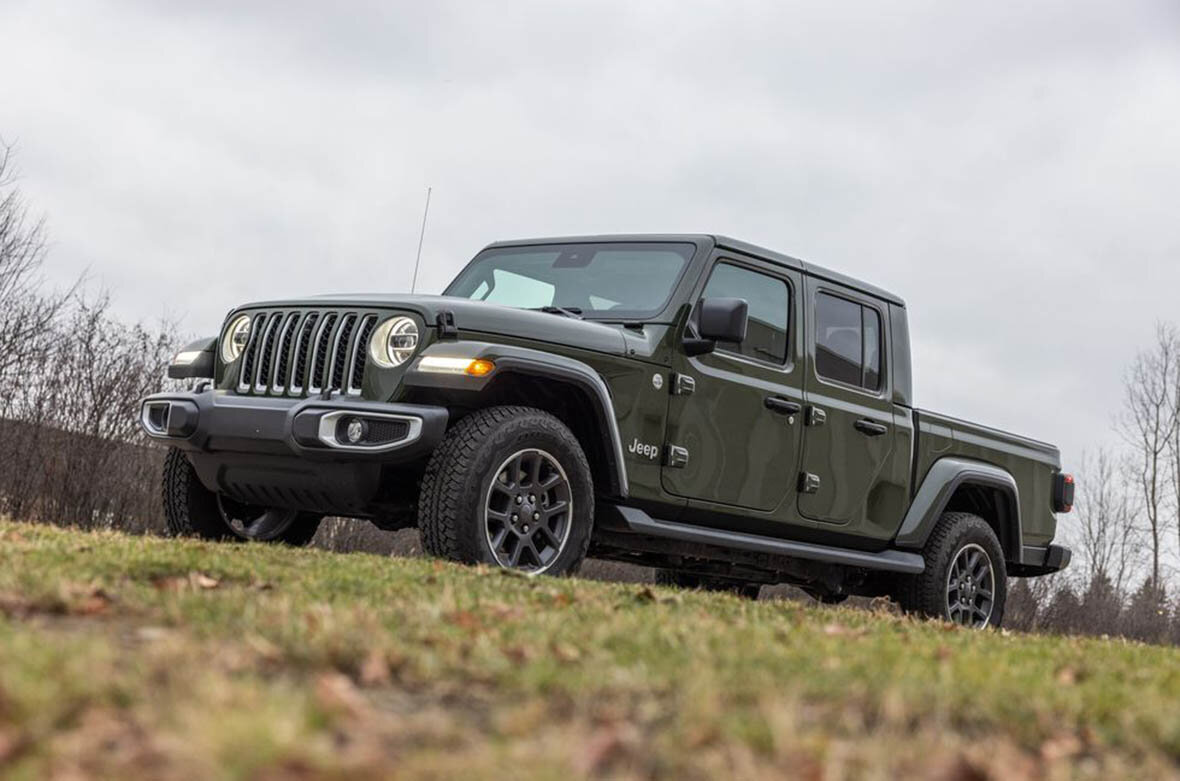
[
  {"xmin": 683, "ymin": 297, "xmax": 749, "ymax": 356},
  {"xmin": 700, "ymin": 297, "xmax": 748, "ymax": 342}
]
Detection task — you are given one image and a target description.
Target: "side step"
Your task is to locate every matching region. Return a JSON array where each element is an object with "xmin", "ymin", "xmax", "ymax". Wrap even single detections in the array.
[{"xmin": 614, "ymin": 507, "xmax": 925, "ymax": 575}]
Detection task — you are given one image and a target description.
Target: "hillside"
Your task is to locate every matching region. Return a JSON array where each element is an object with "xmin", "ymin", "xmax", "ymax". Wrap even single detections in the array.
[{"xmin": 0, "ymin": 520, "xmax": 1177, "ymax": 779}]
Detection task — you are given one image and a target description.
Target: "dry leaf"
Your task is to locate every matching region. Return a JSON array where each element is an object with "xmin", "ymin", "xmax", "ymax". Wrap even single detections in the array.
[
  {"xmin": 446, "ymin": 610, "xmax": 483, "ymax": 632},
  {"xmin": 551, "ymin": 642, "xmax": 581, "ymax": 663},
  {"xmin": 359, "ymin": 649, "xmax": 391, "ymax": 687},
  {"xmin": 314, "ymin": 673, "xmax": 369, "ymax": 719},
  {"xmin": 65, "ymin": 583, "xmax": 113, "ymax": 616},
  {"xmin": 1040, "ymin": 733, "xmax": 1084, "ymax": 761},
  {"xmin": 634, "ymin": 586, "xmax": 681, "ymax": 604},
  {"xmin": 503, "ymin": 645, "xmax": 534, "ymax": 663},
  {"xmin": 0, "ymin": 728, "xmax": 27, "ymax": 763},
  {"xmin": 191, "ymin": 572, "xmax": 220, "ymax": 590}
]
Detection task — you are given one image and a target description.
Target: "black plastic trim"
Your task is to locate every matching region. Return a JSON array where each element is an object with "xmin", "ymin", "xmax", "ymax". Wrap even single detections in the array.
[
  {"xmin": 168, "ymin": 337, "xmax": 217, "ymax": 380},
  {"xmin": 615, "ymin": 506, "xmax": 925, "ymax": 574}
]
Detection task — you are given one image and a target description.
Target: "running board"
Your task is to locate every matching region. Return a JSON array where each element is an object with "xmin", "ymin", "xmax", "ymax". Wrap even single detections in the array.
[{"xmin": 614, "ymin": 507, "xmax": 926, "ymax": 575}]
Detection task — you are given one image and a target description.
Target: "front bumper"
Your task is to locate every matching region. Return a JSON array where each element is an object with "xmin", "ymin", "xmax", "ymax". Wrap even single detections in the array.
[
  {"xmin": 139, "ymin": 390, "xmax": 449, "ymax": 516},
  {"xmin": 140, "ymin": 390, "xmax": 448, "ymax": 462}
]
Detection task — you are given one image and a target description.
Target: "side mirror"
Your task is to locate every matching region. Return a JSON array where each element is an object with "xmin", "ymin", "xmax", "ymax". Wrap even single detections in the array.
[
  {"xmin": 699, "ymin": 297, "xmax": 748, "ymax": 342},
  {"xmin": 683, "ymin": 297, "xmax": 749, "ymax": 356}
]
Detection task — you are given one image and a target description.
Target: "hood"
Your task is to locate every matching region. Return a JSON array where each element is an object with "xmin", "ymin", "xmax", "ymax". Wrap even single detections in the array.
[{"xmin": 235, "ymin": 293, "xmax": 629, "ymax": 357}]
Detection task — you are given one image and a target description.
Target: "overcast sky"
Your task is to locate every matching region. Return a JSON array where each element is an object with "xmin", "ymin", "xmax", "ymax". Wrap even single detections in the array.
[{"xmin": 2, "ymin": 0, "xmax": 1179, "ymax": 468}]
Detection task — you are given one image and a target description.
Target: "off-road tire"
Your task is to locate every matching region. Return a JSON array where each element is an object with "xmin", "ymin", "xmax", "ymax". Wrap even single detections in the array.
[
  {"xmin": 655, "ymin": 570, "xmax": 762, "ymax": 600},
  {"xmin": 418, "ymin": 406, "xmax": 594, "ymax": 575},
  {"xmin": 161, "ymin": 448, "xmax": 321, "ymax": 545},
  {"xmin": 894, "ymin": 511, "xmax": 1007, "ymax": 628}
]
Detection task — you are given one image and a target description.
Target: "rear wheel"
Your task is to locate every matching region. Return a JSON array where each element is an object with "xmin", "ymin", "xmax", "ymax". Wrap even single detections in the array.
[
  {"xmin": 418, "ymin": 406, "xmax": 593, "ymax": 575},
  {"xmin": 655, "ymin": 570, "xmax": 762, "ymax": 600},
  {"xmin": 894, "ymin": 512, "xmax": 1007, "ymax": 629},
  {"xmin": 161, "ymin": 448, "xmax": 322, "ymax": 545}
]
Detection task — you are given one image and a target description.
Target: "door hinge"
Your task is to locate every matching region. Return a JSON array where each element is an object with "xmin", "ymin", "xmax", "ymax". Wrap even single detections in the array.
[
  {"xmin": 799, "ymin": 472, "xmax": 821, "ymax": 494},
  {"xmin": 435, "ymin": 311, "xmax": 459, "ymax": 339},
  {"xmin": 672, "ymin": 373, "xmax": 696, "ymax": 396},
  {"xmin": 805, "ymin": 406, "xmax": 827, "ymax": 427},
  {"xmin": 665, "ymin": 445, "xmax": 690, "ymax": 468}
]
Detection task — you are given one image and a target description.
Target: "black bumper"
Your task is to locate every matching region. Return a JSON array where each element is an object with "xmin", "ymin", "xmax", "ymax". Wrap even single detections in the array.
[
  {"xmin": 140, "ymin": 391, "xmax": 449, "ymax": 516},
  {"xmin": 1014, "ymin": 543, "xmax": 1072, "ymax": 577},
  {"xmin": 141, "ymin": 390, "xmax": 448, "ymax": 461}
]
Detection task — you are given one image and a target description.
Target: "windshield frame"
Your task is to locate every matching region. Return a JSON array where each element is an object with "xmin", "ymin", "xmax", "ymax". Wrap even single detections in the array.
[{"xmin": 443, "ymin": 240, "xmax": 704, "ymax": 322}]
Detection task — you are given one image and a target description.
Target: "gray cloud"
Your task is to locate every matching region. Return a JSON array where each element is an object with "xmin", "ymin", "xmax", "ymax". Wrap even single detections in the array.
[{"xmin": 2, "ymin": 0, "xmax": 1179, "ymax": 467}]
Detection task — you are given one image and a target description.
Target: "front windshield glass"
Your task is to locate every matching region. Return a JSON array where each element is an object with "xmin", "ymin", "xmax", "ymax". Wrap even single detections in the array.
[{"xmin": 444, "ymin": 242, "xmax": 695, "ymax": 320}]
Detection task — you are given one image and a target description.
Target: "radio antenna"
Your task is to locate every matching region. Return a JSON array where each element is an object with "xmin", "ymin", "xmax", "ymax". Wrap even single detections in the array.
[{"xmin": 410, "ymin": 186, "xmax": 432, "ymax": 294}]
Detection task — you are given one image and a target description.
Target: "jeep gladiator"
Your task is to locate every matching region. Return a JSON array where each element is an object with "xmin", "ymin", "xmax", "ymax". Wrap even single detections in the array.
[{"xmin": 142, "ymin": 234, "xmax": 1073, "ymax": 628}]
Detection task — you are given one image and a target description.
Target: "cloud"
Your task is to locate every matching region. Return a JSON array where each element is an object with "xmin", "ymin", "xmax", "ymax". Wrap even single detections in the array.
[{"xmin": 1, "ymin": 0, "xmax": 1178, "ymax": 466}]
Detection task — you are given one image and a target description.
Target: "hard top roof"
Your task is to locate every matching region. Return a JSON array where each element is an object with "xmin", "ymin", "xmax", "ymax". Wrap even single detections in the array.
[{"xmin": 483, "ymin": 233, "xmax": 905, "ymax": 307}]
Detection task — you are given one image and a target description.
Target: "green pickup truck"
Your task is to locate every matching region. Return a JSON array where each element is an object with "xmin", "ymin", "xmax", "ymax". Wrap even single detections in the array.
[{"xmin": 142, "ymin": 234, "xmax": 1073, "ymax": 629}]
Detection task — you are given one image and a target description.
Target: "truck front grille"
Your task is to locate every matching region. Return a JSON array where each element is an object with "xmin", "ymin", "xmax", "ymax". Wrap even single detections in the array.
[{"xmin": 235, "ymin": 309, "xmax": 380, "ymax": 397}]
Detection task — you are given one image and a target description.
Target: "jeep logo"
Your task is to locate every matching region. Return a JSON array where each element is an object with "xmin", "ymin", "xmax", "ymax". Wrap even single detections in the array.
[{"xmin": 628, "ymin": 438, "xmax": 660, "ymax": 461}]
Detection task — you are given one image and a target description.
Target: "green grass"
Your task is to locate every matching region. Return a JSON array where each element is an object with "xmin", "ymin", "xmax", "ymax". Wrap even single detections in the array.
[{"xmin": 0, "ymin": 520, "xmax": 1177, "ymax": 779}]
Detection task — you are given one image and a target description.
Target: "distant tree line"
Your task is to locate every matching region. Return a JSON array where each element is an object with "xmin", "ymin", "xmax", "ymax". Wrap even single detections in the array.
[
  {"xmin": 1007, "ymin": 321, "xmax": 1180, "ymax": 644},
  {"xmin": 1, "ymin": 140, "xmax": 1178, "ymax": 645},
  {"xmin": 0, "ymin": 141, "xmax": 178, "ymax": 531}
]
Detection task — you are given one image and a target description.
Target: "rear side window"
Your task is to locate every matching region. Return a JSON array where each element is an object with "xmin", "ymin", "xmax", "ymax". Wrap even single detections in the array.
[
  {"xmin": 701, "ymin": 262, "xmax": 790, "ymax": 363},
  {"xmin": 815, "ymin": 292, "xmax": 884, "ymax": 391}
]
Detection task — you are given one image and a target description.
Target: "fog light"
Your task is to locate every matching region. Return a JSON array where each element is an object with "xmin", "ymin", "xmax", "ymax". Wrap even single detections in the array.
[{"xmin": 345, "ymin": 418, "xmax": 367, "ymax": 444}]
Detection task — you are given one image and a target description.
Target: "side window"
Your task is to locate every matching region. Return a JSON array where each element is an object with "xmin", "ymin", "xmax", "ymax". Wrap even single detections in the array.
[
  {"xmin": 701, "ymin": 262, "xmax": 790, "ymax": 363},
  {"xmin": 815, "ymin": 292, "xmax": 884, "ymax": 391}
]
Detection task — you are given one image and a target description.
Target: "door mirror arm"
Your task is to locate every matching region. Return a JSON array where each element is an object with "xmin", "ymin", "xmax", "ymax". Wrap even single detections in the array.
[
  {"xmin": 682, "ymin": 335, "xmax": 716, "ymax": 356},
  {"xmin": 682, "ymin": 297, "xmax": 749, "ymax": 356}
]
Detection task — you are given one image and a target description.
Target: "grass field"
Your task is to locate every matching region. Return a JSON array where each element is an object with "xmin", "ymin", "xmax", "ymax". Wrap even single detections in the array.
[{"xmin": 0, "ymin": 520, "xmax": 1177, "ymax": 779}]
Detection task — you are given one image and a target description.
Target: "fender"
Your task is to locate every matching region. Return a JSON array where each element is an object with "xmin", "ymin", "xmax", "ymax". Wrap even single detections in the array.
[
  {"xmin": 404, "ymin": 341, "xmax": 629, "ymax": 499},
  {"xmin": 893, "ymin": 457, "xmax": 1024, "ymax": 564},
  {"xmin": 168, "ymin": 337, "xmax": 217, "ymax": 379}
]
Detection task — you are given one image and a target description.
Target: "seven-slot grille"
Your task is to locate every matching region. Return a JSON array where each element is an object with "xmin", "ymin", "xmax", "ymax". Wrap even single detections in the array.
[{"xmin": 235, "ymin": 310, "xmax": 380, "ymax": 397}]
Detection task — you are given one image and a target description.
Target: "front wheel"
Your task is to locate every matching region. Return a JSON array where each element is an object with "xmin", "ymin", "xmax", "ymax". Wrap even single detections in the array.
[
  {"xmin": 418, "ymin": 406, "xmax": 594, "ymax": 575},
  {"xmin": 894, "ymin": 512, "xmax": 1007, "ymax": 629},
  {"xmin": 161, "ymin": 448, "xmax": 322, "ymax": 545}
]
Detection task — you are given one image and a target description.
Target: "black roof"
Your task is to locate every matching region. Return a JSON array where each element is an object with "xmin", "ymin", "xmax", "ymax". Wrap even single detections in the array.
[{"xmin": 483, "ymin": 233, "xmax": 905, "ymax": 307}]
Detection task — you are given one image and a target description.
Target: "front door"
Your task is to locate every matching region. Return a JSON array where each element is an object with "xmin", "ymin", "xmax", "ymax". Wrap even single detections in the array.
[
  {"xmin": 798, "ymin": 278, "xmax": 895, "ymax": 526},
  {"xmin": 662, "ymin": 256, "xmax": 804, "ymax": 512}
]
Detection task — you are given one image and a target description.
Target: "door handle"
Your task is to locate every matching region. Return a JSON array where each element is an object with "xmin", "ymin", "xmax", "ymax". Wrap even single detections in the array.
[
  {"xmin": 854, "ymin": 418, "xmax": 889, "ymax": 437},
  {"xmin": 764, "ymin": 396, "xmax": 802, "ymax": 415}
]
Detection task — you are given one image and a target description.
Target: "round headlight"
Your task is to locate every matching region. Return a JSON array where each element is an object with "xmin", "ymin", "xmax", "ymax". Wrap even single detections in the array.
[
  {"xmin": 220, "ymin": 315, "xmax": 252, "ymax": 364},
  {"xmin": 369, "ymin": 316, "xmax": 419, "ymax": 368}
]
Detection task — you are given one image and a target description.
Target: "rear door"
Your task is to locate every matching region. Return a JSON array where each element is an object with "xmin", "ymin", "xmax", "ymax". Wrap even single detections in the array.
[
  {"xmin": 798, "ymin": 278, "xmax": 896, "ymax": 526},
  {"xmin": 662, "ymin": 255, "xmax": 804, "ymax": 512}
]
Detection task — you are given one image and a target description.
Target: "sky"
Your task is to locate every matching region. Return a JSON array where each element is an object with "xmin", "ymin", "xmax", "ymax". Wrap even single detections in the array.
[{"xmin": 1, "ymin": 0, "xmax": 1179, "ymax": 474}]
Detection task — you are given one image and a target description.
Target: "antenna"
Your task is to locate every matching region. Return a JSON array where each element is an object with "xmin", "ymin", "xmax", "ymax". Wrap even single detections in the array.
[{"xmin": 410, "ymin": 186, "xmax": 432, "ymax": 294}]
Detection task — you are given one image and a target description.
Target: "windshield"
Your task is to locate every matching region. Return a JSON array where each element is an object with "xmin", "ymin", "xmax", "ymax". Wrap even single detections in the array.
[{"xmin": 444, "ymin": 242, "xmax": 695, "ymax": 320}]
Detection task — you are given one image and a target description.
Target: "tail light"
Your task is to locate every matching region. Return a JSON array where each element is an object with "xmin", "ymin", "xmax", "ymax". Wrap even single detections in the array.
[{"xmin": 1052, "ymin": 472, "xmax": 1075, "ymax": 513}]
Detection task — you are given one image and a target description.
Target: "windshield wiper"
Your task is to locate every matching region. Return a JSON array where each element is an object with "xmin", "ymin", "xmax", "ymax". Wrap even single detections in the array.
[{"xmin": 530, "ymin": 306, "xmax": 584, "ymax": 320}]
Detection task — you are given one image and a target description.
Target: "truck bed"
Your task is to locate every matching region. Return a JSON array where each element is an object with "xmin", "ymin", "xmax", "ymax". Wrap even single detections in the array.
[{"xmin": 913, "ymin": 409, "xmax": 1061, "ymax": 548}]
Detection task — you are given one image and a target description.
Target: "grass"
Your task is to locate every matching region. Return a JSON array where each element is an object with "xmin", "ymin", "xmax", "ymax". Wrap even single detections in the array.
[{"xmin": 0, "ymin": 520, "xmax": 1177, "ymax": 779}]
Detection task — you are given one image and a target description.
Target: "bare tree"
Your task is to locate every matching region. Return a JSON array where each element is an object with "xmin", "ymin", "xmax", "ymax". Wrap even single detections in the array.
[
  {"xmin": 0, "ymin": 140, "xmax": 68, "ymax": 405},
  {"xmin": 1169, "ymin": 338, "xmax": 1180, "ymax": 571},
  {"xmin": 1117, "ymin": 323, "xmax": 1180, "ymax": 592},
  {"xmin": 1069, "ymin": 448, "xmax": 1142, "ymax": 596}
]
